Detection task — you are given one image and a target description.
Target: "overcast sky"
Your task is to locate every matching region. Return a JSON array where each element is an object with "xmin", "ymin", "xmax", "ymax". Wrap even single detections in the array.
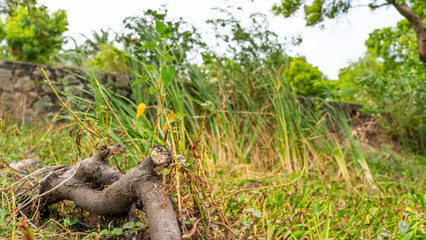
[{"xmin": 40, "ymin": 0, "xmax": 403, "ymax": 79}]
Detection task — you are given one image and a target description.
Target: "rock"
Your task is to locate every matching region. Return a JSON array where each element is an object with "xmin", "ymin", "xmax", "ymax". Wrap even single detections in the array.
[
  {"xmin": 24, "ymin": 109, "xmax": 35, "ymax": 121},
  {"xmin": 33, "ymin": 68, "xmax": 51, "ymax": 79},
  {"xmin": 16, "ymin": 76, "xmax": 33, "ymax": 91},
  {"xmin": 0, "ymin": 69, "xmax": 13, "ymax": 91},
  {"xmin": 64, "ymin": 75, "xmax": 79, "ymax": 84},
  {"xmin": 64, "ymin": 84, "xmax": 84, "ymax": 96},
  {"xmin": 35, "ymin": 95, "xmax": 53, "ymax": 112},
  {"xmin": 13, "ymin": 92, "xmax": 23, "ymax": 100},
  {"xmin": 41, "ymin": 83, "xmax": 52, "ymax": 92},
  {"xmin": 115, "ymin": 75, "xmax": 128, "ymax": 87},
  {"xmin": 0, "ymin": 92, "xmax": 13, "ymax": 101},
  {"xmin": 9, "ymin": 158, "xmax": 41, "ymax": 174},
  {"xmin": 28, "ymin": 92, "xmax": 38, "ymax": 99},
  {"xmin": 116, "ymin": 88, "xmax": 130, "ymax": 97}
]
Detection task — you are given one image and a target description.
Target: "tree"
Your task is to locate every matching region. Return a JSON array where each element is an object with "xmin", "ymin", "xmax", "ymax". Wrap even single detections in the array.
[
  {"xmin": 272, "ymin": 0, "xmax": 426, "ymax": 63},
  {"xmin": 0, "ymin": 0, "xmax": 68, "ymax": 64},
  {"xmin": 336, "ymin": 21, "xmax": 426, "ymax": 151},
  {"xmin": 120, "ymin": 8, "xmax": 205, "ymax": 65},
  {"xmin": 282, "ymin": 56, "xmax": 328, "ymax": 96}
]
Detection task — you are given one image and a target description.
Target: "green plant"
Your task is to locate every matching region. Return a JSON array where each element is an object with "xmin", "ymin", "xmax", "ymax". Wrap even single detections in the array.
[
  {"xmin": 271, "ymin": 0, "xmax": 426, "ymax": 63},
  {"xmin": 0, "ymin": 1, "xmax": 68, "ymax": 64},
  {"xmin": 338, "ymin": 57, "xmax": 425, "ymax": 153},
  {"xmin": 282, "ymin": 56, "xmax": 328, "ymax": 96},
  {"xmin": 89, "ymin": 42, "xmax": 127, "ymax": 73},
  {"xmin": 121, "ymin": 8, "xmax": 206, "ymax": 65}
]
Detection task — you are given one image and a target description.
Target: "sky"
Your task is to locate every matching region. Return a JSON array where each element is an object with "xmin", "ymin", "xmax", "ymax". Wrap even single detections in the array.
[{"xmin": 40, "ymin": 0, "xmax": 403, "ymax": 79}]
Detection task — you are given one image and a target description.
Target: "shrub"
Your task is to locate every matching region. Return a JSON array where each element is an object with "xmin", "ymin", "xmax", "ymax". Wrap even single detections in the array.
[{"xmin": 0, "ymin": 4, "xmax": 68, "ymax": 64}]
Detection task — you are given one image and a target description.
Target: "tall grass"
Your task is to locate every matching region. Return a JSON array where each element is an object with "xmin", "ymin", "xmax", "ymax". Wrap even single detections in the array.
[{"xmin": 61, "ymin": 47, "xmax": 373, "ymax": 186}]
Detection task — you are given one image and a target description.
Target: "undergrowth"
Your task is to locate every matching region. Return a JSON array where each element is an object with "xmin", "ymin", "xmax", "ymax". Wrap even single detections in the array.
[{"xmin": 0, "ymin": 123, "xmax": 424, "ymax": 239}]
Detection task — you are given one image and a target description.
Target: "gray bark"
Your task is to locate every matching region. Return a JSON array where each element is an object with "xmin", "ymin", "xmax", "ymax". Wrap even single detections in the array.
[{"xmin": 37, "ymin": 144, "xmax": 181, "ymax": 240}]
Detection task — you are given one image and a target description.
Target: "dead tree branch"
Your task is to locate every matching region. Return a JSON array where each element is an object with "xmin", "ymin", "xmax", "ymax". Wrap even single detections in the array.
[{"xmin": 22, "ymin": 144, "xmax": 180, "ymax": 240}]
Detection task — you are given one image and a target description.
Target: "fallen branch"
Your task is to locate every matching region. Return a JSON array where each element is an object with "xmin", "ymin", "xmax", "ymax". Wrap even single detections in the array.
[{"xmin": 21, "ymin": 144, "xmax": 181, "ymax": 240}]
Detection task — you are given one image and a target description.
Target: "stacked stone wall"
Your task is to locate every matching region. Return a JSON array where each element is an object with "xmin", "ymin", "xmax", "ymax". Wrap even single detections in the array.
[{"xmin": 0, "ymin": 60, "xmax": 131, "ymax": 122}]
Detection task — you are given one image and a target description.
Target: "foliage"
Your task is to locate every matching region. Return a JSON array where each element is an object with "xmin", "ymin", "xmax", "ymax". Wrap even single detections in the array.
[
  {"xmin": 365, "ymin": 19, "xmax": 419, "ymax": 66},
  {"xmin": 271, "ymin": 0, "xmax": 426, "ymax": 63},
  {"xmin": 337, "ymin": 15, "xmax": 425, "ymax": 153},
  {"xmin": 282, "ymin": 56, "xmax": 329, "ymax": 96},
  {"xmin": 0, "ymin": 3, "xmax": 424, "ymax": 238},
  {"xmin": 0, "ymin": 124, "xmax": 424, "ymax": 239},
  {"xmin": 120, "ymin": 8, "xmax": 205, "ymax": 65},
  {"xmin": 0, "ymin": 1, "xmax": 68, "ymax": 64},
  {"xmin": 339, "ymin": 58, "xmax": 425, "ymax": 152},
  {"xmin": 271, "ymin": 0, "xmax": 425, "ymax": 28},
  {"xmin": 0, "ymin": 13, "xmax": 425, "ymax": 239},
  {"xmin": 80, "ymin": 28, "xmax": 111, "ymax": 54},
  {"xmin": 89, "ymin": 42, "xmax": 127, "ymax": 74},
  {"xmin": 205, "ymin": 7, "xmax": 287, "ymax": 66},
  {"xmin": 272, "ymin": 0, "xmax": 351, "ymax": 27}
]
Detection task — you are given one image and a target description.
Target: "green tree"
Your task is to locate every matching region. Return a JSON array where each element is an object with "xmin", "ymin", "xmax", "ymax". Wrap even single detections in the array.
[
  {"xmin": 337, "ymin": 20, "xmax": 425, "ymax": 152},
  {"xmin": 205, "ymin": 8, "xmax": 286, "ymax": 66},
  {"xmin": 272, "ymin": 0, "xmax": 426, "ymax": 63},
  {"xmin": 202, "ymin": 7, "xmax": 331, "ymax": 97},
  {"xmin": 0, "ymin": 1, "xmax": 68, "ymax": 64},
  {"xmin": 120, "ymin": 8, "xmax": 205, "ymax": 65},
  {"xmin": 89, "ymin": 43, "xmax": 127, "ymax": 74},
  {"xmin": 365, "ymin": 19, "xmax": 418, "ymax": 66},
  {"xmin": 282, "ymin": 56, "xmax": 328, "ymax": 96}
]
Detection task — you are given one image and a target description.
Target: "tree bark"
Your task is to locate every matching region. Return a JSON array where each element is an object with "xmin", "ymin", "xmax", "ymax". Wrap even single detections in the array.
[
  {"xmin": 37, "ymin": 144, "xmax": 181, "ymax": 240},
  {"xmin": 388, "ymin": 0, "xmax": 426, "ymax": 63}
]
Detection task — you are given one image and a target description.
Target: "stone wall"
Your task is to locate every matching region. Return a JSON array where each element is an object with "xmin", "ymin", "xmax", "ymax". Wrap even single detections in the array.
[
  {"xmin": 0, "ymin": 59, "xmax": 132, "ymax": 122},
  {"xmin": 0, "ymin": 59, "xmax": 365, "ymax": 124}
]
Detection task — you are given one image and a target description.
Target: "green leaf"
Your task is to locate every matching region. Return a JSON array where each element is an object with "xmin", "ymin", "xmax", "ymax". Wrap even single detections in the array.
[
  {"xmin": 134, "ymin": 222, "xmax": 144, "ymax": 228},
  {"xmin": 111, "ymin": 227, "xmax": 123, "ymax": 235},
  {"xmin": 401, "ymin": 231, "xmax": 414, "ymax": 240},
  {"xmin": 155, "ymin": 20, "xmax": 168, "ymax": 34},
  {"xmin": 122, "ymin": 222, "xmax": 134, "ymax": 229},
  {"xmin": 145, "ymin": 65, "xmax": 155, "ymax": 71},
  {"xmin": 131, "ymin": 75, "xmax": 148, "ymax": 86},
  {"xmin": 99, "ymin": 229, "xmax": 109, "ymax": 236},
  {"xmin": 149, "ymin": 86, "xmax": 156, "ymax": 95},
  {"xmin": 246, "ymin": 208, "xmax": 254, "ymax": 213},
  {"xmin": 70, "ymin": 218, "xmax": 79, "ymax": 225},
  {"xmin": 161, "ymin": 65, "xmax": 175, "ymax": 86},
  {"xmin": 379, "ymin": 232, "xmax": 392, "ymax": 237},
  {"xmin": 140, "ymin": 42, "xmax": 156, "ymax": 50},
  {"xmin": 314, "ymin": 205, "xmax": 320, "ymax": 215},
  {"xmin": 293, "ymin": 230, "xmax": 306, "ymax": 238},
  {"xmin": 398, "ymin": 220, "xmax": 408, "ymax": 234},
  {"xmin": 166, "ymin": 55, "xmax": 173, "ymax": 62}
]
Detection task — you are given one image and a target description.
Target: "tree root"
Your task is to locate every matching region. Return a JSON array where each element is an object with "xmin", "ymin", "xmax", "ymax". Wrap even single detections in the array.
[{"xmin": 26, "ymin": 144, "xmax": 180, "ymax": 240}]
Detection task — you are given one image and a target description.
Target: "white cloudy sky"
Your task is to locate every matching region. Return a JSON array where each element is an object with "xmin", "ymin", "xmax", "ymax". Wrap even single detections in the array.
[{"xmin": 40, "ymin": 0, "xmax": 403, "ymax": 79}]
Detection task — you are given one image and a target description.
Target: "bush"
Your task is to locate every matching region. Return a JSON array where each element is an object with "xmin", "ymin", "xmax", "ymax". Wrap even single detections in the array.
[
  {"xmin": 338, "ymin": 58, "xmax": 425, "ymax": 153},
  {"xmin": 0, "ymin": 4, "xmax": 68, "ymax": 64}
]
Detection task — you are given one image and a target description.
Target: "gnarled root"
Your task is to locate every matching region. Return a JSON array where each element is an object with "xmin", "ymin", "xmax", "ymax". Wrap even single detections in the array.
[{"xmin": 36, "ymin": 144, "xmax": 180, "ymax": 240}]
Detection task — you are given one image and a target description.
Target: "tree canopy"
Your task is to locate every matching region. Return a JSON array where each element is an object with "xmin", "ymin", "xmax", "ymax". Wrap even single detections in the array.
[{"xmin": 272, "ymin": 0, "xmax": 426, "ymax": 63}]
